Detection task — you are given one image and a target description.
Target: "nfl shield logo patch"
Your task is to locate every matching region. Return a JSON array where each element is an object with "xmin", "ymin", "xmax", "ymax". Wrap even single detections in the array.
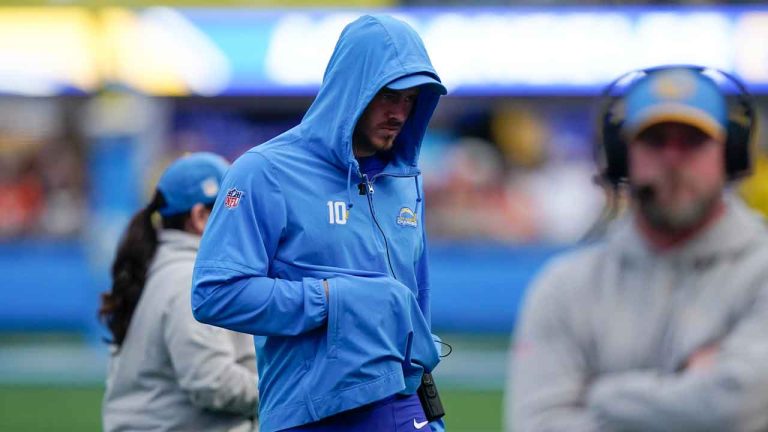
[{"xmin": 225, "ymin": 188, "xmax": 244, "ymax": 209}]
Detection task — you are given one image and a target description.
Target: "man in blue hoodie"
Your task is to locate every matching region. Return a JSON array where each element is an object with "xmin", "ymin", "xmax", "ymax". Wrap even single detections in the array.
[{"xmin": 192, "ymin": 15, "xmax": 447, "ymax": 432}]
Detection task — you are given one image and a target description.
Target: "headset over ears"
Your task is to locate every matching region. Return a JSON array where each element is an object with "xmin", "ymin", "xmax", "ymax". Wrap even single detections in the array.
[{"xmin": 596, "ymin": 65, "xmax": 757, "ymax": 187}]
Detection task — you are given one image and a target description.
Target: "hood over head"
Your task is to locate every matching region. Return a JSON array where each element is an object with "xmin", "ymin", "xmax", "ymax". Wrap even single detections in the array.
[{"xmin": 300, "ymin": 14, "xmax": 446, "ymax": 175}]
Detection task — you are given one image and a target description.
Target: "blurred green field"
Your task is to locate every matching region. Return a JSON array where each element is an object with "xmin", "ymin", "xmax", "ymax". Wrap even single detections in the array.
[{"xmin": 0, "ymin": 385, "xmax": 504, "ymax": 432}]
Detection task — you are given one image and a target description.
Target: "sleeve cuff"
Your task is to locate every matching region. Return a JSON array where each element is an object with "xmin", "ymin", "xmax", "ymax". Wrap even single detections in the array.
[{"xmin": 304, "ymin": 277, "xmax": 329, "ymax": 325}]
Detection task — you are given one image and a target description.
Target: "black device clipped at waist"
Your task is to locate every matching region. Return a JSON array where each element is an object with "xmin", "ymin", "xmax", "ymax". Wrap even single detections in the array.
[{"xmin": 417, "ymin": 372, "xmax": 445, "ymax": 422}]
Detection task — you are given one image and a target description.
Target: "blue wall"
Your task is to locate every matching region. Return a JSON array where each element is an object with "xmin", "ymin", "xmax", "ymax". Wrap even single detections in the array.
[
  {"xmin": 429, "ymin": 244, "xmax": 565, "ymax": 333},
  {"xmin": 0, "ymin": 240, "xmax": 100, "ymax": 332}
]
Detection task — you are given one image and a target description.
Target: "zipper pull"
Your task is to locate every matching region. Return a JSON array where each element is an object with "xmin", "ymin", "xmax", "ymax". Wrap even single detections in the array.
[{"xmin": 363, "ymin": 174, "xmax": 374, "ymax": 195}]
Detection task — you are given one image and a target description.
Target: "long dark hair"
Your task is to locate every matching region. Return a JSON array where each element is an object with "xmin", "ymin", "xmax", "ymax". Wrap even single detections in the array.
[{"xmin": 98, "ymin": 191, "xmax": 190, "ymax": 347}]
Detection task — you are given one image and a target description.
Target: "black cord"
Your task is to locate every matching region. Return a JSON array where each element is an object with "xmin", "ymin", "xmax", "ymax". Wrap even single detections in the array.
[
  {"xmin": 579, "ymin": 183, "xmax": 622, "ymax": 244},
  {"xmin": 438, "ymin": 340, "xmax": 453, "ymax": 358}
]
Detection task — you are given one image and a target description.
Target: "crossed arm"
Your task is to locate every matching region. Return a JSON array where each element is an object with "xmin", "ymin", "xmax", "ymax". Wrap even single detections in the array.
[{"xmin": 508, "ymin": 261, "xmax": 768, "ymax": 432}]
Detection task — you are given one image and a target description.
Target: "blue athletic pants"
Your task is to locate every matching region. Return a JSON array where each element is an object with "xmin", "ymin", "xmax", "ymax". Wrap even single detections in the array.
[{"xmin": 278, "ymin": 393, "xmax": 431, "ymax": 432}]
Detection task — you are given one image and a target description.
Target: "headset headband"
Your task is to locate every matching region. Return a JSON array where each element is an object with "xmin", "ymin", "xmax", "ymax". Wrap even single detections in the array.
[{"xmin": 596, "ymin": 65, "xmax": 756, "ymax": 187}]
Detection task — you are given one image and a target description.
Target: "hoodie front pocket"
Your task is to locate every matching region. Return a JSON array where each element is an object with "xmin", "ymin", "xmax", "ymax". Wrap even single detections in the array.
[{"xmin": 326, "ymin": 278, "xmax": 339, "ymax": 359}]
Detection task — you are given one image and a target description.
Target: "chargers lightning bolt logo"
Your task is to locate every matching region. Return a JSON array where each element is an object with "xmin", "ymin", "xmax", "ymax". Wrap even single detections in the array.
[{"xmin": 396, "ymin": 207, "xmax": 417, "ymax": 228}]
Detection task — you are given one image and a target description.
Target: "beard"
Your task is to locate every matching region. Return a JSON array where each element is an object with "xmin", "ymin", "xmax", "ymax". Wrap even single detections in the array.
[
  {"xmin": 352, "ymin": 127, "xmax": 396, "ymax": 157},
  {"xmin": 634, "ymin": 174, "xmax": 722, "ymax": 233}
]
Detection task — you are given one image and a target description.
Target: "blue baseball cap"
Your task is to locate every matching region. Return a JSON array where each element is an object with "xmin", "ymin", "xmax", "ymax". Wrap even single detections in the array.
[
  {"xmin": 386, "ymin": 73, "xmax": 447, "ymax": 95},
  {"xmin": 623, "ymin": 68, "xmax": 727, "ymax": 142},
  {"xmin": 156, "ymin": 152, "xmax": 230, "ymax": 217}
]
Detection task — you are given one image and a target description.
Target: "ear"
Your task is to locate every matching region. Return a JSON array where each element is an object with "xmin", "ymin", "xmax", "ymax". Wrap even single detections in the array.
[{"xmin": 187, "ymin": 203, "xmax": 211, "ymax": 236}]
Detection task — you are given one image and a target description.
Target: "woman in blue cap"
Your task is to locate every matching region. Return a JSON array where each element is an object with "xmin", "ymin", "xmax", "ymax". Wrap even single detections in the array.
[{"xmin": 99, "ymin": 152, "xmax": 259, "ymax": 432}]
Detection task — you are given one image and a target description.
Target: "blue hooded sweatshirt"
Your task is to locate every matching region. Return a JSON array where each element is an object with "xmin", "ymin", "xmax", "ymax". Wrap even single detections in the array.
[{"xmin": 192, "ymin": 15, "xmax": 445, "ymax": 432}]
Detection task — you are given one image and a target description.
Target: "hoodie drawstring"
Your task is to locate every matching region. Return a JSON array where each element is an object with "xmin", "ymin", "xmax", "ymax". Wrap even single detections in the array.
[
  {"xmin": 346, "ymin": 164, "xmax": 355, "ymax": 212},
  {"xmin": 414, "ymin": 176, "xmax": 422, "ymax": 213}
]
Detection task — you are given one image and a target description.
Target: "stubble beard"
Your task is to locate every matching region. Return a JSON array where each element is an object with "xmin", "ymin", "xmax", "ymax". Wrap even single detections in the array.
[
  {"xmin": 637, "ymin": 177, "xmax": 722, "ymax": 233},
  {"xmin": 353, "ymin": 130, "xmax": 396, "ymax": 157}
]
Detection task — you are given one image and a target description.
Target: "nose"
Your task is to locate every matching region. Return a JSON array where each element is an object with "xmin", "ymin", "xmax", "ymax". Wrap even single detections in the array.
[
  {"xmin": 388, "ymin": 100, "xmax": 410, "ymax": 123},
  {"xmin": 659, "ymin": 139, "xmax": 687, "ymax": 165},
  {"xmin": 658, "ymin": 131, "xmax": 699, "ymax": 166}
]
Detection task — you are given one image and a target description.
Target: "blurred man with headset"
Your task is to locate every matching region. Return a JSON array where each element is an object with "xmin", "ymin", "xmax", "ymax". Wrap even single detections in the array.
[{"xmin": 507, "ymin": 66, "xmax": 768, "ymax": 431}]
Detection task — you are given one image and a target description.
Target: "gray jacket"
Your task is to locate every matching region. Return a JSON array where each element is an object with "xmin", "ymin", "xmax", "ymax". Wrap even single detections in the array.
[
  {"xmin": 508, "ymin": 197, "xmax": 768, "ymax": 432},
  {"xmin": 103, "ymin": 230, "xmax": 259, "ymax": 432}
]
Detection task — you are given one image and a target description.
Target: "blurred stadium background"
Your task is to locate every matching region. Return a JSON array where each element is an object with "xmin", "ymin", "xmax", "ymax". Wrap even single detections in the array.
[{"xmin": 1, "ymin": 1, "xmax": 768, "ymax": 431}]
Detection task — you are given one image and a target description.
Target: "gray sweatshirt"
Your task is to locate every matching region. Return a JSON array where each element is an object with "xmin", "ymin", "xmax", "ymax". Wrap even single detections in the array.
[
  {"xmin": 508, "ymin": 197, "xmax": 768, "ymax": 432},
  {"xmin": 103, "ymin": 230, "xmax": 259, "ymax": 432}
]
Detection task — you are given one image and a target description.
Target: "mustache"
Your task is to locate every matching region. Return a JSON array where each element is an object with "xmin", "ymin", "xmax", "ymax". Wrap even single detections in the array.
[
  {"xmin": 379, "ymin": 119, "xmax": 404, "ymax": 129},
  {"xmin": 632, "ymin": 171, "xmax": 695, "ymax": 202}
]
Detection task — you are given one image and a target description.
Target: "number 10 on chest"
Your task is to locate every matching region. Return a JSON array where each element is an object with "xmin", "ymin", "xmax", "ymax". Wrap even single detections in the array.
[{"xmin": 327, "ymin": 201, "xmax": 349, "ymax": 225}]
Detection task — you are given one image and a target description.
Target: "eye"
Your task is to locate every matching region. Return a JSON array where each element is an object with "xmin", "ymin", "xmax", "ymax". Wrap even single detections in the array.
[
  {"xmin": 637, "ymin": 128, "xmax": 665, "ymax": 148},
  {"xmin": 636, "ymin": 124, "xmax": 713, "ymax": 151},
  {"xmin": 683, "ymin": 128, "xmax": 710, "ymax": 146},
  {"xmin": 380, "ymin": 92, "xmax": 398, "ymax": 102}
]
